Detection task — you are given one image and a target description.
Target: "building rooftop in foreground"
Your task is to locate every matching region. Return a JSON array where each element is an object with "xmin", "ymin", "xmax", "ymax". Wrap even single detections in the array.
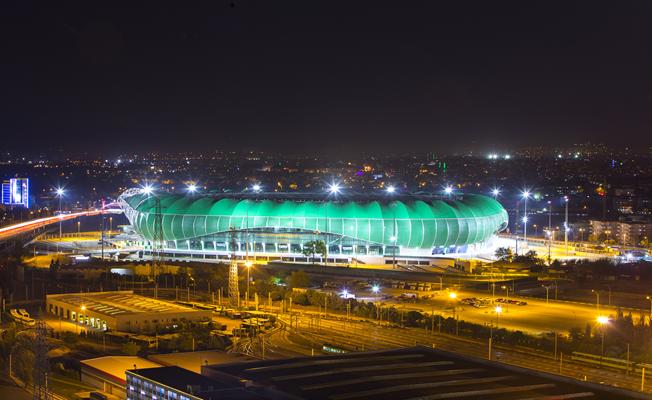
[
  {"xmin": 148, "ymin": 350, "xmax": 253, "ymax": 373},
  {"xmin": 128, "ymin": 366, "xmax": 263, "ymax": 400},
  {"xmin": 81, "ymin": 356, "xmax": 162, "ymax": 385},
  {"xmin": 202, "ymin": 346, "xmax": 648, "ymax": 400}
]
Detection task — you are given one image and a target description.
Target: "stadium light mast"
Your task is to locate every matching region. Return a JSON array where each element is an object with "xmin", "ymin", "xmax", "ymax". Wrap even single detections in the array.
[
  {"xmin": 386, "ymin": 185, "xmax": 396, "ymax": 194},
  {"xmin": 491, "ymin": 188, "xmax": 500, "ymax": 199},
  {"xmin": 247, "ymin": 184, "xmax": 262, "ymax": 263},
  {"xmin": 142, "ymin": 184, "xmax": 154, "ymax": 195},
  {"xmin": 323, "ymin": 182, "xmax": 341, "ymax": 266},
  {"xmin": 141, "ymin": 183, "xmax": 164, "ymax": 279},
  {"xmin": 444, "ymin": 185, "xmax": 453, "ymax": 197},
  {"xmin": 186, "ymin": 183, "xmax": 198, "ymax": 194},
  {"xmin": 328, "ymin": 182, "xmax": 341, "ymax": 195}
]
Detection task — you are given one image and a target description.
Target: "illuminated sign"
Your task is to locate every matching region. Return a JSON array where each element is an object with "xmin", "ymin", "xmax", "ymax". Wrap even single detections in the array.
[{"xmin": 1, "ymin": 178, "xmax": 29, "ymax": 207}]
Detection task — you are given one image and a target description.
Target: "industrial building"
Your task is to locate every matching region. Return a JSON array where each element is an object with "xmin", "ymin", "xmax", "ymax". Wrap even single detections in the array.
[
  {"xmin": 46, "ymin": 291, "xmax": 212, "ymax": 333},
  {"xmin": 200, "ymin": 347, "xmax": 644, "ymax": 399},
  {"xmin": 126, "ymin": 366, "xmax": 260, "ymax": 400},
  {"xmin": 118, "ymin": 189, "xmax": 508, "ymax": 263}
]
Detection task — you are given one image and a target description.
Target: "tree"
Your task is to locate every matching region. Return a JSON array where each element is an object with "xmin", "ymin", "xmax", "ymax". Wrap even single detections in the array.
[
  {"xmin": 495, "ymin": 247, "xmax": 513, "ymax": 262},
  {"xmin": 13, "ymin": 348, "xmax": 34, "ymax": 385},
  {"xmin": 121, "ymin": 341, "xmax": 141, "ymax": 356},
  {"xmin": 288, "ymin": 271, "xmax": 310, "ymax": 289},
  {"xmin": 301, "ymin": 240, "xmax": 327, "ymax": 263},
  {"xmin": 513, "ymin": 250, "xmax": 543, "ymax": 266}
]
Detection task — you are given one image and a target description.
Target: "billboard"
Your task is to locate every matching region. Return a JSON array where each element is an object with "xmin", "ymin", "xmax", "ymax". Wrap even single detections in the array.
[{"xmin": 1, "ymin": 178, "xmax": 29, "ymax": 208}]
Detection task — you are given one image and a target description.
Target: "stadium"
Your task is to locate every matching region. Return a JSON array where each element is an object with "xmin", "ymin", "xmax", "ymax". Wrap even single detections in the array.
[{"xmin": 118, "ymin": 189, "xmax": 508, "ymax": 264}]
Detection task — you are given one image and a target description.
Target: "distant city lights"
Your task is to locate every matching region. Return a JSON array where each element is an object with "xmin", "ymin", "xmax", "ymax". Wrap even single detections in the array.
[{"xmin": 487, "ymin": 154, "xmax": 511, "ymax": 160}]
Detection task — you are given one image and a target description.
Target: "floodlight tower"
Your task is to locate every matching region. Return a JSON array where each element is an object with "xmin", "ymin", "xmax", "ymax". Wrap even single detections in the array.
[
  {"xmin": 228, "ymin": 227, "xmax": 240, "ymax": 308},
  {"xmin": 142, "ymin": 185, "xmax": 164, "ymax": 278}
]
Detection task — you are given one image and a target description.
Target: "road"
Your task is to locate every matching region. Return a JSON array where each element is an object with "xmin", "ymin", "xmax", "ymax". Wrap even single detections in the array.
[{"xmin": 0, "ymin": 211, "xmax": 105, "ymax": 241}]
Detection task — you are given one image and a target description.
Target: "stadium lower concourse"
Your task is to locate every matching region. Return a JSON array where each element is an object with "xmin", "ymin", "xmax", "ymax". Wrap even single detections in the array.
[{"xmin": 118, "ymin": 189, "xmax": 508, "ymax": 265}]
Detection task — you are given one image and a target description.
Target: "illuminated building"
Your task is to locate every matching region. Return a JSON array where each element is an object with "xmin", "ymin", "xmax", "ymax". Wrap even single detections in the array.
[{"xmin": 119, "ymin": 189, "xmax": 508, "ymax": 263}]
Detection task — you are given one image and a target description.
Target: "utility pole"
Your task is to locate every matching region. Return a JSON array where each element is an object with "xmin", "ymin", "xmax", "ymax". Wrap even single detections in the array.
[{"xmin": 33, "ymin": 321, "xmax": 50, "ymax": 400}]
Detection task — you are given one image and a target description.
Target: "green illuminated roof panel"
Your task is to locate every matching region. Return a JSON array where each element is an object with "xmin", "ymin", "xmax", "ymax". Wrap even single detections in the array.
[{"xmin": 119, "ymin": 192, "xmax": 508, "ymax": 249}]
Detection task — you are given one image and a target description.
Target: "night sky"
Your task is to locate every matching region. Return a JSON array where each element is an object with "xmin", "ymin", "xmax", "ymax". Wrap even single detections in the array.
[{"xmin": 2, "ymin": 1, "xmax": 652, "ymax": 154}]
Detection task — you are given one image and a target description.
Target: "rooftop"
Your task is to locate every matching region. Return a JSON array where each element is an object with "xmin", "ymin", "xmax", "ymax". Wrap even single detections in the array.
[
  {"xmin": 81, "ymin": 356, "xmax": 162, "ymax": 384},
  {"xmin": 47, "ymin": 291, "xmax": 202, "ymax": 318},
  {"xmin": 204, "ymin": 347, "xmax": 647, "ymax": 400},
  {"xmin": 128, "ymin": 366, "xmax": 261, "ymax": 400},
  {"xmin": 149, "ymin": 350, "xmax": 252, "ymax": 373}
]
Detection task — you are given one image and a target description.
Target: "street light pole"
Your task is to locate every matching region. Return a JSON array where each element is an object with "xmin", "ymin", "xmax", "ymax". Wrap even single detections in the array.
[
  {"xmin": 564, "ymin": 196, "xmax": 569, "ymax": 256},
  {"xmin": 59, "ymin": 193, "xmax": 62, "ymax": 239},
  {"xmin": 592, "ymin": 289, "xmax": 600, "ymax": 312},
  {"xmin": 548, "ymin": 200, "xmax": 552, "ymax": 265},
  {"xmin": 523, "ymin": 192, "xmax": 529, "ymax": 245}
]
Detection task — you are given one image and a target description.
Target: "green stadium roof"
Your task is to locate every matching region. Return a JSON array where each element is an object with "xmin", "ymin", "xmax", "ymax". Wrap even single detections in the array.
[{"xmin": 119, "ymin": 191, "xmax": 508, "ymax": 249}]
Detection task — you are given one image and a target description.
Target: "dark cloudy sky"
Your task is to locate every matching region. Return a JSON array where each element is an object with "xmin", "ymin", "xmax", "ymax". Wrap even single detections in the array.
[{"xmin": 1, "ymin": 1, "xmax": 651, "ymax": 154}]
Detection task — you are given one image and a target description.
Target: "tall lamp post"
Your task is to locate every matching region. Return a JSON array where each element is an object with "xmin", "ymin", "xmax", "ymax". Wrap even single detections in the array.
[
  {"xmin": 501, "ymin": 285, "xmax": 510, "ymax": 312},
  {"xmin": 597, "ymin": 316, "xmax": 609, "ymax": 366},
  {"xmin": 55, "ymin": 187, "xmax": 65, "ymax": 253},
  {"xmin": 326, "ymin": 183, "xmax": 341, "ymax": 266},
  {"xmin": 521, "ymin": 190, "xmax": 531, "ymax": 247},
  {"xmin": 55, "ymin": 188, "xmax": 65, "ymax": 238},
  {"xmin": 564, "ymin": 196, "xmax": 569, "ymax": 256},
  {"xmin": 245, "ymin": 261, "xmax": 252, "ymax": 308},
  {"xmin": 592, "ymin": 289, "xmax": 600, "ymax": 312},
  {"xmin": 547, "ymin": 200, "xmax": 552, "ymax": 265}
]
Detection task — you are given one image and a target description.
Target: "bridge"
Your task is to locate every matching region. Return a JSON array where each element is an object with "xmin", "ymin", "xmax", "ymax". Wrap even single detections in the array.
[{"xmin": 0, "ymin": 207, "xmax": 122, "ymax": 242}]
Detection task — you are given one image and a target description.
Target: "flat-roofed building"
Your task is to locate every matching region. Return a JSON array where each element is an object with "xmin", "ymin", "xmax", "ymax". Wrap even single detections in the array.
[
  {"xmin": 46, "ymin": 291, "xmax": 212, "ymax": 333},
  {"xmin": 149, "ymin": 350, "xmax": 252, "ymax": 373},
  {"xmin": 126, "ymin": 366, "xmax": 262, "ymax": 400}
]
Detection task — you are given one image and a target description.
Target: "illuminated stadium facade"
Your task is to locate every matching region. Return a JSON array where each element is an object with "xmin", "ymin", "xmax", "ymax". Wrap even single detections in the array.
[{"xmin": 118, "ymin": 189, "xmax": 508, "ymax": 263}]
